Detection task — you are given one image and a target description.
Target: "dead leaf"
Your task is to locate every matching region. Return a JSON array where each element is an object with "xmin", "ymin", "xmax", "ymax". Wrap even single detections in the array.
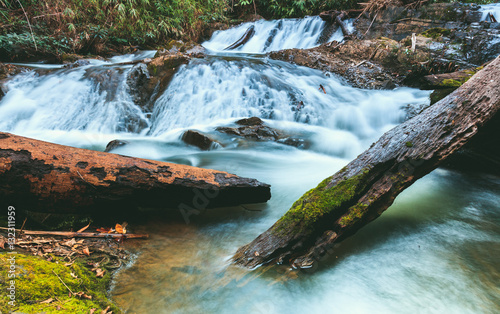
[
  {"xmin": 90, "ymin": 309, "xmax": 96, "ymax": 314},
  {"xmin": 95, "ymin": 268, "xmax": 105, "ymax": 278},
  {"xmin": 83, "ymin": 247, "xmax": 90, "ymax": 256},
  {"xmin": 0, "ymin": 237, "xmax": 6, "ymax": 249},
  {"xmin": 77, "ymin": 223, "xmax": 91, "ymax": 233},
  {"xmin": 62, "ymin": 238, "xmax": 76, "ymax": 247},
  {"xmin": 40, "ymin": 298, "xmax": 54, "ymax": 304},
  {"xmin": 96, "ymin": 227, "xmax": 111, "ymax": 233},
  {"xmin": 75, "ymin": 291, "xmax": 92, "ymax": 299},
  {"xmin": 101, "ymin": 305, "xmax": 111, "ymax": 314},
  {"xmin": 70, "ymin": 272, "xmax": 78, "ymax": 279},
  {"xmin": 115, "ymin": 222, "xmax": 127, "ymax": 234},
  {"xmin": 64, "ymin": 261, "xmax": 74, "ymax": 267}
]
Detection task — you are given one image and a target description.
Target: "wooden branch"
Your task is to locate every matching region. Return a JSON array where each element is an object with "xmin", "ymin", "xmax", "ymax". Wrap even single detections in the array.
[
  {"xmin": 233, "ymin": 55, "xmax": 500, "ymax": 269},
  {"xmin": 0, "ymin": 227, "xmax": 149, "ymax": 239}
]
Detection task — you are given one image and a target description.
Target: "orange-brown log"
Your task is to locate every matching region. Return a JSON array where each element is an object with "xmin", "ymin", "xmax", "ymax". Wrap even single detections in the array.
[{"xmin": 0, "ymin": 132, "xmax": 271, "ymax": 214}]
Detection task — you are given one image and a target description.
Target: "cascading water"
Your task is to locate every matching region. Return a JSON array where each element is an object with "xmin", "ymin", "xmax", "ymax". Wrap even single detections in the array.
[
  {"xmin": 203, "ymin": 16, "xmax": 353, "ymax": 53},
  {"xmin": 0, "ymin": 16, "xmax": 499, "ymax": 314},
  {"xmin": 480, "ymin": 3, "xmax": 500, "ymax": 21}
]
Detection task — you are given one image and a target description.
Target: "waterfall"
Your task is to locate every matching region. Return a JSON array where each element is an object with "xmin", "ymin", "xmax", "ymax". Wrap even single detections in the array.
[
  {"xmin": 203, "ymin": 16, "xmax": 354, "ymax": 53},
  {"xmin": 480, "ymin": 3, "xmax": 500, "ymax": 21}
]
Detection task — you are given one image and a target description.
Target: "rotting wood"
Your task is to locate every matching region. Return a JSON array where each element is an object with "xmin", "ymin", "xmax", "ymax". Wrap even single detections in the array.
[{"xmin": 0, "ymin": 132, "xmax": 271, "ymax": 214}]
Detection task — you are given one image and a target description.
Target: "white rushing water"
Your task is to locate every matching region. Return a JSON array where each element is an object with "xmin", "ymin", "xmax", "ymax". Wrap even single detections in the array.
[
  {"xmin": 203, "ymin": 16, "xmax": 353, "ymax": 53},
  {"xmin": 480, "ymin": 3, "xmax": 500, "ymax": 21},
  {"xmin": 0, "ymin": 16, "xmax": 499, "ymax": 314}
]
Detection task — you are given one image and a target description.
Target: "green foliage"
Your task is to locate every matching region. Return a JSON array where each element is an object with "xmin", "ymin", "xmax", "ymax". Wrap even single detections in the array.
[
  {"xmin": 236, "ymin": 0, "xmax": 358, "ymax": 18},
  {"xmin": 0, "ymin": 0, "xmax": 229, "ymax": 54}
]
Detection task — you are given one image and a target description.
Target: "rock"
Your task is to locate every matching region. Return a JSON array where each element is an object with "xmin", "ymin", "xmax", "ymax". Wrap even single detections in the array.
[
  {"xmin": 235, "ymin": 117, "xmax": 263, "ymax": 126},
  {"xmin": 63, "ymin": 59, "xmax": 91, "ymax": 69},
  {"xmin": 155, "ymin": 40, "xmax": 206, "ymax": 58},
  {"xmin": 127, "ymin": 63, "xmax": 153, "ymax": 110},
  {"xmin": 464, "ymin": 10, "xmax": 482, "ymax": 24},
  {"xmin": 277, "ymin": 137, "xmax": 310, "ymax": 149},
  {"xmin": 217, "ymin": 125, "xmax": 279, "ymax": 141},
  {"xmin": 104, "ymin": 140, "xmax": 129, "ymax": 152},
  {"xmin": 181, "ymin": 130, "xmax": 221, "ymax": 150}
]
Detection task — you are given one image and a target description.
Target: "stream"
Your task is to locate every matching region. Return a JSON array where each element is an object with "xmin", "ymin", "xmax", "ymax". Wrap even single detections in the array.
[{"xmin": 0, "ymin": 15, "xmax": 499, "ymax": 314}]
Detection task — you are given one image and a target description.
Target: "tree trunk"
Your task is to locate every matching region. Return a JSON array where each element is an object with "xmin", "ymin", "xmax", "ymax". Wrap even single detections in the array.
[
  {"xmin": 224, "ymin": 26, "xmax": 256, "ymax": 50},
  {"xmin": 0, "ymin": 133, "xmax": 270, "ymax": 214},
  {"xmin": 233, "ymin": 55, "xmax": 500, "ymax": 269}
]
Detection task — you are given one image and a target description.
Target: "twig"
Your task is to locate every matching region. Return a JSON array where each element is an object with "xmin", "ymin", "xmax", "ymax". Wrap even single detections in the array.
[
  {"xmin": 52, "ymin": 270, "xmax": 74, "ymax": 296},
  {"xmin": 15, "ymin": 0, "xmax": 37, "ymax": 51},
  {"xmin": 20, "ymin": 217, "xmax": 27, "ymax": 233},
  {"xmin": 362, "ymin": 12, "xmax": 378, "ymax": 38}
]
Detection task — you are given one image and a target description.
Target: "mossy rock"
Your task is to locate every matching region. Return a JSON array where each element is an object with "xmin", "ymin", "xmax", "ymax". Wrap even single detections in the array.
[
  {"xmin": 422, "ymin": 28, "xmax": 451, "ymax": 39},
  {"xmin": 0, "ymin": 253, "xmax": 120, "ymax": 313}
]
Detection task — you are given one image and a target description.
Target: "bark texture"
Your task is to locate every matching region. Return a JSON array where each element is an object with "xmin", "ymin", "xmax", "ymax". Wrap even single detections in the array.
[
  {"xmin": 233, "ymin": 55, "xmax": 500, "ymax": 269},
  {"xmin": 0, "ymin": 133, "xmax": 271, "ymax": 214}
]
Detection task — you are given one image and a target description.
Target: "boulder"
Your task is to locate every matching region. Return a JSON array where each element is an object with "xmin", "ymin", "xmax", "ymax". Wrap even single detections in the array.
[{"xmin": 181, "ymin": 130, "xmax": 221, "ymax": 150}]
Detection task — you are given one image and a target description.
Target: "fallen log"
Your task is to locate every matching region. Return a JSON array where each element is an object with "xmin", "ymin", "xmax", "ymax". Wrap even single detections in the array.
[
  {"xmin": 233, "ymin": 55, "xmax": 500, "ymax": 269},
  {"xmin": 224, "ymin": 25, "xmax": 255, "ymax": 51},
  {"xmin": 0, "ymin": 132, "xmax": 271, "ymax": 214},
  {"xmin": 421, "ymin": 67, "xmax": 480, "ymax": 89}
]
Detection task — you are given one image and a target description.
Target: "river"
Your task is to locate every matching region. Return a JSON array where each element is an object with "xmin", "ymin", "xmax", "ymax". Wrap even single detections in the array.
[{"xmin": 0, "ymin": 15, "xmax": 498, "ymax": 314}]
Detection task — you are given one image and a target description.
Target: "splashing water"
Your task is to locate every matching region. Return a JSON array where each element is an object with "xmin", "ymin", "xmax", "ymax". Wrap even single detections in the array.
[{"xmin": 481, "ymin": 3, "xmax": 500, "ymax": 21}]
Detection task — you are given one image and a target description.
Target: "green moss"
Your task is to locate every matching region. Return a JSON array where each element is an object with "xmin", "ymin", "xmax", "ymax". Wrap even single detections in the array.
[
  {"xmin": 430, "ymin": 88, "xmax": 455, "ymax": 105},
  {"xmin": 338, "ymin": 203, "xmax": 368, "ymax": 228},
  {"xmin": 422, "ymin": 28, "xmax": 451, "ymax": 39},
  {"xmin": 439, "ymin": 79, "xmax": 464, "ymax": 88},
  {"xmin": 405, "ymin": 141, "xmax": 414, "ymax": 148},
  {"xmin": 273, "ymin": 169, "xmax": 370, "ymax": 235},
  {"xmin": 0, "ymin": 253, "xmax": 119, "ymax": 313}
]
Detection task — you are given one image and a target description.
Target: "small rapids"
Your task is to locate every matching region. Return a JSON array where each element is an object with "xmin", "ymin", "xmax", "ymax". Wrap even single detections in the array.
[{"xmin": 0, "ymin": 14, "xmax": 498, "ymax": 314}]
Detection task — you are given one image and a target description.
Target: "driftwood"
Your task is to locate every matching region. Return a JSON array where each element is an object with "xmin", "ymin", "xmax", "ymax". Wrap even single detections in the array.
[
  {"xmin": 224, "ymin": 25, "xmax": 255, "ymax": 50},
  {"xmin": 0, "ymin": 227, "xmax": 149, "ymax": 239},
  {"xmin": 0, "ymin": 132, "xmax": 271, "ymax": 214},
  {"xmin": 319, "ymin": 10, "xmax": 351, "ymax": 38},
  {"xmin": 233, "ymin": 55, "xmax": 500, "ymax": 269}
]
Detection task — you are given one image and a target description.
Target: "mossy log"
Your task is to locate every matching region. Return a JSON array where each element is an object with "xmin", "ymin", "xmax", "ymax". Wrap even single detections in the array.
[
  {"xmin": 0, "ymin": 133, "xmax": 270, "ymax": 214},
  {"xmin": 422, "ymin": 66, "xmax": 483, "ymax": 89},
  {"xmin": 233, "ymin": 55, "xmax": 500, "ymax": 269}
]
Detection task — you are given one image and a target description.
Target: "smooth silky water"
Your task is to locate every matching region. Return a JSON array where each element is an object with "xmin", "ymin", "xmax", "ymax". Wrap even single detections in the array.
[{"xmin": 0, "ymin": 15, "xmax": 498, "ymax": 314}]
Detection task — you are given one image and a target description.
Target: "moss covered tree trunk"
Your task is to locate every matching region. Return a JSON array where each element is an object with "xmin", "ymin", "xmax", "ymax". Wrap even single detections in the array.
[
  {"xmin": 0, "ymin": 133, "xmax": 270, "ymax": 214},
  {"xmin": 233, "ymin": 55, "xmax": 500, "ymax": 269}
]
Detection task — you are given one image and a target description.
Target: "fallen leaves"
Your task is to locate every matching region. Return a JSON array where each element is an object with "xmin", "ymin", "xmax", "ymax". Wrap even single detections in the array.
[
  {"xmin": 40, "ymin": 298, "xmax": 54, "ymax": 304},
  {"xmin": 74, "ymin": 291, "xmax": 92, "ymax": 300},
  {"xmin": 94, "ymin": 268, "xmax": 105, "ymax": 278},
  {"xmin": 83, "ymin": 247, "xmax": 90, "ymax": 256}
]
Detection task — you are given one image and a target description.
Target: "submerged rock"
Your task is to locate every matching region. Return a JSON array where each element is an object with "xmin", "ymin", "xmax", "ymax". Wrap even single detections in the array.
[
  {"xmin": 181, "ymin": 130, "xmax": 221, "ymax": 150},
  {"xmin": 105, "ymin": 139, "xmax": 129, "ymax": 152}
]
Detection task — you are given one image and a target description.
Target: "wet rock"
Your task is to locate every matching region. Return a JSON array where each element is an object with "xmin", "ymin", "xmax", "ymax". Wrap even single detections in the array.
[
  {"xmin": 277, "ymin": 137, "xmax": 310, "ymax": 149},
  {"xmin": 181, "ymin": 130, "xmax": 221, "ymax": 150},
  {"xmin": 217, "ymin": 125, "xmax": 279, "ymax": 141},
  {"xmin": 105, "ymin": 140, "xmax": 129, "ymax": 152},
  {"xmin": 235, "ymin": 117, "xmax": 263, "ymax": 126},
  {"xmin": 464, "ymin": 10, "xmax": 482, "ymax": 24},
  {"xmin": 127, "ymin": 63, "xmax": 154, "ymax": 110},
  {"xmin": 155, "ymin": 40, "xmax": 206, "ymax": 58},
  {"xmin": 63, "ymin": 59, "xmax": 91, "ymax": 69},
  {"xmin": 84, "ymin": 67, "xmax": 124, "ymax": 101}
]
